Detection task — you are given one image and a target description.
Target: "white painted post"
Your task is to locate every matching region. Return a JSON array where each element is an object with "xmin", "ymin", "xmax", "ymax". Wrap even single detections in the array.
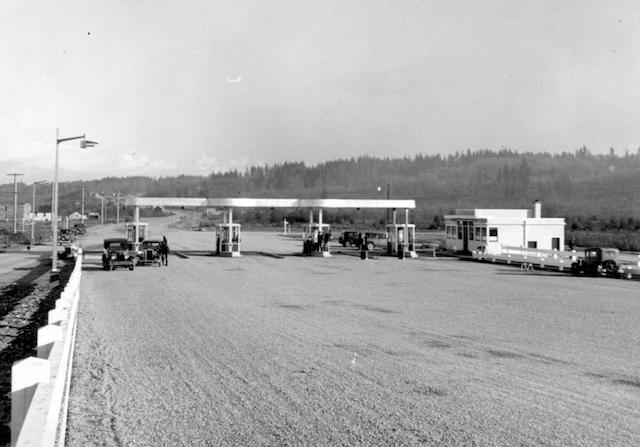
[
  {"xmin": 48, "ymin": 308, "xmax": 67, "ymax": 325},
  {"xmin": 37, "ymin": 324, "xmax": 63, "ymax": 359},
  {"xmin": 133, "ymin": 206, "xmax": 140, "ymax": 251},
  {"xmin": 11, "ymin": 357, "xmax": 51, "ymax": 445}
]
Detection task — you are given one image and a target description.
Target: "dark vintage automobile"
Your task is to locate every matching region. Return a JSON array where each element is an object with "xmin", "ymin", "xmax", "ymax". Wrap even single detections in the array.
[
  {"xmin": 338, "ymin": 230, "xmax": 388, "ymax": 250},
  {"xmin": 57, "ymin": 228, "xmax": 75, "ymax": 245},
  {"xmin": 102, "ymin": 238, "xmax": 136, "ymax": 271},
  {"xmin": 137, "ymin": 238, "xmax": 163, "ymax": 267},
  {"xmin": 571, "ymin": 247, "xmax": 620, "ymax": 276}
]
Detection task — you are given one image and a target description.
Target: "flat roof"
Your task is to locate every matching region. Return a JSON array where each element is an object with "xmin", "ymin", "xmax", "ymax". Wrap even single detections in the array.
[{"xmin": 125, "ymin": 197, "xmax": 415, "ymax": 209}]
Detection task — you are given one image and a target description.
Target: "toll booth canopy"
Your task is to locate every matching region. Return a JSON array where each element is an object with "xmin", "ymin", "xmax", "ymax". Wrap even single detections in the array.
[{"xmin": 217, "ymin": 223, "xmax": 241, "ymax": 256}]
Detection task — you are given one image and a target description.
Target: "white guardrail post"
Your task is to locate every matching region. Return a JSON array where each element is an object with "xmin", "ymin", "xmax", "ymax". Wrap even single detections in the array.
[{"xmin": 10, "ymin": 250, "xmax": 83, "ymax": 447}]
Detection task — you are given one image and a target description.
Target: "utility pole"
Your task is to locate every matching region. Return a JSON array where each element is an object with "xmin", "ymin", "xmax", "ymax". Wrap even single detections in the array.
[
  {"xmin": 81, "ymin": 186, "xmax": 85, "ymax": 224},
  {"xmin": 116, "ymin": 191, "xmax": 120, "ymax": 224},
  {"xmin": 386, "ymin": 182, "xmax": 391, "ymax": 225},
  {"xmin": 31, "ymin": 181, "xmax": 47, "ymax": 244},
  {"xmin": 7, "ymin": 173, "xmax": 24, "ymax": 233},
  {"xmin": 101, "ymin": 192, "xmax": 105, "ymax": 225}
]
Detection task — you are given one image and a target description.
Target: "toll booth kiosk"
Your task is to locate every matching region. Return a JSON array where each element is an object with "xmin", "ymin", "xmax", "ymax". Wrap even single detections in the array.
[
  {"xmin": 386, "ymin": 223, "xmax": 417, "ymax": 258},
  {"xmin": 125, "ymin": 222, "xmax": 149, "ymax": 250},
  {"xmin": 303, "ymin": 223, "xmax": 331, "ymax": 257},
  {"xmin": 216, "ymin": 223, "xmax": 241, "ymax": 257}
]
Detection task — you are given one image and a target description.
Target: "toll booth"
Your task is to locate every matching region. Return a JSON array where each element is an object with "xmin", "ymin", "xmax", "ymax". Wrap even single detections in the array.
[
  {"xmin": 303, "ymin": 223, "xmax": 332, "ymax": 257},
  {"xmin": 125, "ymin": 222, "xmax": 148, "ymax": 250},
  {"xmin": 386, "ymin": 223, "xmax": 417, "ymax": 258},
  {"xmin": 216, "ymin": 223, "xmax": 241, "ymax": 257}
]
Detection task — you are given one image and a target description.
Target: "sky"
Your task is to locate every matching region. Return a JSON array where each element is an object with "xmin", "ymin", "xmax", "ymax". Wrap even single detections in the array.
[{"xmin": 1, "ymin": 0, "xmax": 640, "ymax": 182}]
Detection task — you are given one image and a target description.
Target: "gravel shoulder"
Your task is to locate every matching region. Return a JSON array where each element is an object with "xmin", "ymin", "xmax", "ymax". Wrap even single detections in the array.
[{"xmin": 66, "ymin": 218, "xmax": 640, "ymax": 446}]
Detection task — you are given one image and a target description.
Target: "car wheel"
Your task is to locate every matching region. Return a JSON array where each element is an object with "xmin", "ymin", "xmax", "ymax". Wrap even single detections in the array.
[
  {"xmin": 367, "ymin": 242, "xmax": 374, "ymax": 251},
  {"xmin": 603, "ymin": 260, "xmax": 617, "ymax": 274},
  {"xmin": 129, "ymin": 264, "xmax": 135, "ymax": 271}
]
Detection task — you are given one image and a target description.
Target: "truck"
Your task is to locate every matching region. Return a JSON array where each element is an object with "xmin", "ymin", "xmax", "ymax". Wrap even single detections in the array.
[{"xmin": 570, "ymin": 247, "xmax": 620, "ymax": 277}]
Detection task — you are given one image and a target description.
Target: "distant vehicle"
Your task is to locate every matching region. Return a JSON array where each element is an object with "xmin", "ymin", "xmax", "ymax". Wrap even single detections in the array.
[
  {"xmin": 57, "ymin": 228, "xmax": 75, "ymax": 245},
  {"xmin": 73, "ymin": 223, "xmax": 86, "ymax": 235},
  {"xmin": 137, "ymin": 238, "xmax": 163, "ymax": 267},
  {"xmin": 338, "ymin": 230, "xmax": 388, "ymax": 250},
  {"xmin": 102, "ymin": 238, "xmax": 136, "ymax": 271},
  {"xmin": 571, "ymin": 247, "xmax": 620, "ymax": 276},
  {"xmin": 338, "ymin": 231, "xmax": 359, "ymax": 247}
]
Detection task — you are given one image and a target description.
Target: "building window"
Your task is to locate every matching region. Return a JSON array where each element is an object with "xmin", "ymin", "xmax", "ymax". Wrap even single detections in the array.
[
  {"xmin": 551, "ymin": 237, "xmax": 560, "ymax": 250},
  {"xmin": 489, "ymin": 227, "xmax": 498, "ymax": 242},
  {"xmin": 481, "ymin": 227, "xmax": 487, "ymax": 241},
  {"xmin": 527, "ymin": 241, "xmax": 538, "ymax": 249}
]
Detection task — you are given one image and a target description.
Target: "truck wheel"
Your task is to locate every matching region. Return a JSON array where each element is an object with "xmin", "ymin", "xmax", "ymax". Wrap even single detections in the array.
[{"xmin": 603, "ymin": 260, "xmax": 617, "ymax": 274}]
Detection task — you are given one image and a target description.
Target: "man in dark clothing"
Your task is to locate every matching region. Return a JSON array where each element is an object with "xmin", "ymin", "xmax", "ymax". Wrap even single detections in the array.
[{"xmin": 161, "ymin": 235, "xmax": 169, "ymax": 266}]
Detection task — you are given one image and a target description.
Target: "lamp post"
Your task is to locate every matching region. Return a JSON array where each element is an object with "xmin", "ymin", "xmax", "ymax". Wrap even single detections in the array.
[
  {"xmin": 6, "ymin": 173, "xmax": 24, "ymax": 233},
  {"xmin": 31, "ymin": 180, "xmax": 48, "ymax": 245},
  {"xmin": 51, "ymin": 129, "xmax": 98, "ymax": 273}
]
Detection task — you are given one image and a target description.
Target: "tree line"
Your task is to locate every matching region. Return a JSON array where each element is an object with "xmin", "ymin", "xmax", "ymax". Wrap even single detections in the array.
[{"xmin": 3, "ymin": 147, "xmax": 640, "ymax": 234}]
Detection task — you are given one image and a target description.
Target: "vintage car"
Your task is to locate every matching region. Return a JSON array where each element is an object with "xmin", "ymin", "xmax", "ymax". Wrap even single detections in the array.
[
  {"xmin": 102, "ymin": 238, "xmax": 136, "ymax": 271},
  {"xmin": 571, "ymin": 247, "xmax": 620, "ymax": 276},
  {"xmin": 137, "ymin": 238, "xmax": 163, "ymax": 267},
  {"xmin": 338, "ymin": 230, "xmax": 388, "ymax": 250},
  {"xmin": 57, "ymin": 228, "xmax": 75, "ymax": 245}
]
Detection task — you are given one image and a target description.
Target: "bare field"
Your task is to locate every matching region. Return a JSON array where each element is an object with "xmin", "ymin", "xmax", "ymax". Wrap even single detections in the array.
[{"xmin": 66, "ymin": 218, "xmax": 640, "ymax": 446}]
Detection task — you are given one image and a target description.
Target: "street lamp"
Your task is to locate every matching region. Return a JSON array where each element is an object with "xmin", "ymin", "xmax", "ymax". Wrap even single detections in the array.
[
  {"xmin": 31, "ymin": 180, "xmax": 48, "ymax": 245},
  {"xmin": 51, "ymin": 129, "xmax": 98, "ymax": 273}
]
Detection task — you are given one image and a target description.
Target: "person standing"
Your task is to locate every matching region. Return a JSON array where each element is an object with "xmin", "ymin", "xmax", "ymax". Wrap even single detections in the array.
[{"xmin": 161, "ymin": 235, "xmax": 169, "ymax": 266}]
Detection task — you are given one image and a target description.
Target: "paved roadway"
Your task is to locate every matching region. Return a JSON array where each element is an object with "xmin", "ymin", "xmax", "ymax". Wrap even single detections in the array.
[{"xmin": 66, "ymin": 217, "xmax": 640, "ymax": 446}]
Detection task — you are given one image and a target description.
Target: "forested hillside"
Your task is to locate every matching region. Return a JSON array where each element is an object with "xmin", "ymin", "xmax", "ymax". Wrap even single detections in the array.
[{"xmin": 4, "ymin": 147, "xmax": 640, "ymax": 232}]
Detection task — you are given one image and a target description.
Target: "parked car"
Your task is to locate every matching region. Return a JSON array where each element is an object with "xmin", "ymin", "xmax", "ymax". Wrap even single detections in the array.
[
  {"xmin": 57, "ymin": 228, "xmax": 75, "ymax": 245},
  {"xmin": 73, "ymin": 223, "xmax": 86, "ymax": 235},
  {"xmin": 338, "ymin": 231, "xmax": 360, "ymax": 247},
  {"xmin": 102, "ymin": 238, "xmax": 136, "ymax": 271},
  {"xmin": 338, "ymin": 230, "xmax": 388, "ymax": 250},
  {"xmin": 571, "ymin": 247, "xmax": 620, "ymax": 276},
  {"xmin": 137, "ymin": 238, "xmax": 163, "ymax": 267}
]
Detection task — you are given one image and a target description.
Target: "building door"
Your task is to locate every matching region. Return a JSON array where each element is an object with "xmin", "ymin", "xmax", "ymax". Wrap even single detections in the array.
[
  {"xmin": 551, "ymin": 237, "xmax": 560, "ymax": 250},
  {"xmin": 462, "ymin": 221, "xmax": 469, "ymax": 253}
]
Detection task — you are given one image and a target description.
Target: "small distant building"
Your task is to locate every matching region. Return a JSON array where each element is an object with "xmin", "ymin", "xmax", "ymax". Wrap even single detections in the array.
[
  {"xmin": 444, "ymin": 201, "xmax": 565, "ymax": 254},
  {"xmin": 68, "ymin": 211, "xmax": 84, "ymax": 221}
]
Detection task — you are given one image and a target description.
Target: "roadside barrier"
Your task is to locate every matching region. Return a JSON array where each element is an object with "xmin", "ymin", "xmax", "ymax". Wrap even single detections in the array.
[
  {"xmin": 471, "ymin": 245, "xmax": 639, "ymax": 278},
  {"xmin": 10, "ymin": 250, "xmax": 83, "ymax": 447}
]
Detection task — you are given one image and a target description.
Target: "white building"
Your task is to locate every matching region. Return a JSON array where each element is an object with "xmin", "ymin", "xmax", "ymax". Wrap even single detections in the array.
[{"xmin": 444, "ymin": 201, "xmax": 565, "ymax": 254}]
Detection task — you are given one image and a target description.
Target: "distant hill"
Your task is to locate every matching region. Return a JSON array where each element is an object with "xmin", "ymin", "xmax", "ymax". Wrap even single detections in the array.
[{"xmin": 3, "ymin": 147, "xmax": 640, "ymax": 232}]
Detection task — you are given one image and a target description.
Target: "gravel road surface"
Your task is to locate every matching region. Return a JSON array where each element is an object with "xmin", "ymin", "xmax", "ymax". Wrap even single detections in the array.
[{"xmin": 66, "ymin": 218, "xmax": 640, "ymax": 446}]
